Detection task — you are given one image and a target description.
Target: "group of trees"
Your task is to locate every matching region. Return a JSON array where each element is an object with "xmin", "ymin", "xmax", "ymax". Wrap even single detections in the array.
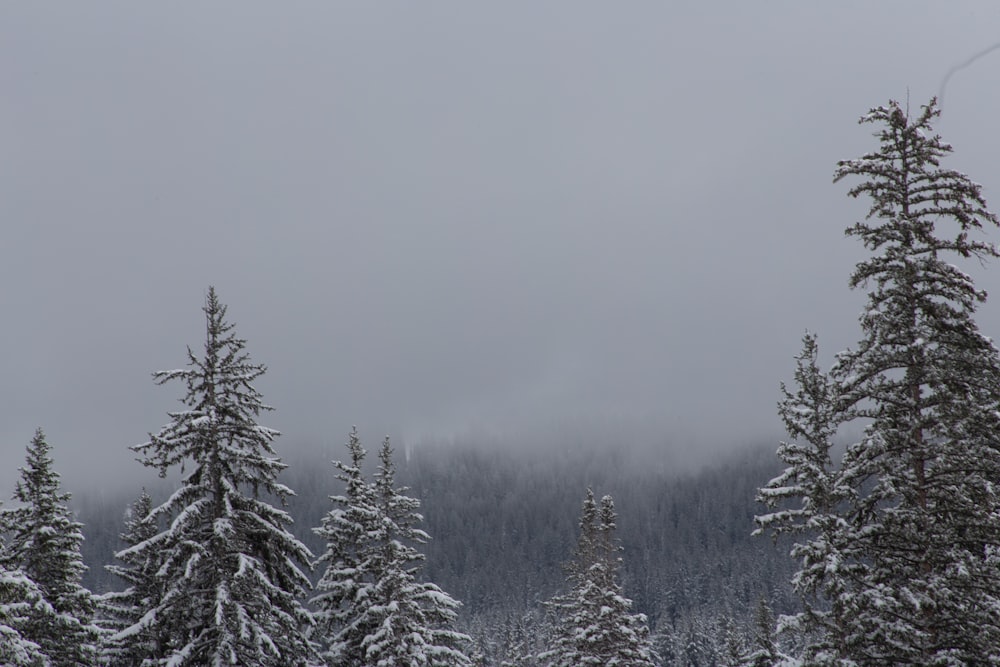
[
  {"xmin": 0, "ymin": 290, "xmax": 476, "ymax": 665},
  {"xmin": 69, "ymin": 427, "xmax": 794, "ymax": 666},
  {"xmin": 757, "ymin": 97, "xmax": 1000, "ymax": 664},
  {"xmin": 5, "ymin": 96, "xmax": 1000, "ymax": 666},
  {"xmin": 311, "ymin": 427, "xmax": 472, "ymax": 666},
  {"xmin": 540, "ymin": 489, "xmax": 657, "ymax": 667},
  {"xmin": 0, "ymin": 288, "xmax": 659, "ymax": 666}
]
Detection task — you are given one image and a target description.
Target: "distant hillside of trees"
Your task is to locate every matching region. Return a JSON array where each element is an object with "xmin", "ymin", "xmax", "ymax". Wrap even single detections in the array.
[{"xmin": 75, "ymin": 438, "xmax": 798, "ymax": 663}]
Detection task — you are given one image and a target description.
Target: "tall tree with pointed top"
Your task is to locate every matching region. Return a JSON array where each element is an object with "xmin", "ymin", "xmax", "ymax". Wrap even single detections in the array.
[
  {"xmin": 125, "ymin": 287, "xmax": 318, "ymax": 666},
  {"xmin": 0, "ymin": 430, "xmax": 99, "ymax": 667},
  {"xmin": 541, "ymin": 490, "xmax": 656, "ymax": 667},
  {"xmin": 761, "ymin": 98, "xmax": 1000, "ymax": 665}
]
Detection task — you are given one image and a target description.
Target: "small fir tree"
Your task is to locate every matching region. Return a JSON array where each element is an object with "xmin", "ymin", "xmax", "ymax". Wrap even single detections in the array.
[
  {"xmin": 497, "ymin": 609, "xmax": 549, "ymax": 667},
  {"xmin": 739, "ymin": 599, "xmax": 788, "ymax": 667},
  {"xmin": 361, "ymin": 436, "xmax": 472, "ymax": 667},
  {"xmin": 100, "ymin": 490, "xmax": 163, "ymax": 666},
  {"xmin": 541, "ymin": 490, "xmax": 657, "ymax": 667},
  {"xmin": 312, "ymin": 430, "xmax": 472, "ymax": 667},
  {"xmin": 755, "ymin": 333, "xmax": 856, "ymax": 663},
  {"xmin": 310, "ymin": 426, "xmax": 382, "ymax": 664},
  {"xmin": 540, "ymin": 489, "xmax": 599, "ymax": 667},
  {"xmin": 125, "ymin": 287, "xmax": 318, "ymax": 666},
  {"xmin": 0, "ymin": 430, "xmax": 99, "ymax": 666},
  {"xmin": 722, "ymin": 617, "xmax": 748, "ymax": 667}
]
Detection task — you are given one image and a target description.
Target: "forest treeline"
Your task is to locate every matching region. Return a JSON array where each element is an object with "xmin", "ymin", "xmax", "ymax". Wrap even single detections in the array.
[{"xmin": 73, "ymin": 437, "xmax": 797, "ymax": 664}]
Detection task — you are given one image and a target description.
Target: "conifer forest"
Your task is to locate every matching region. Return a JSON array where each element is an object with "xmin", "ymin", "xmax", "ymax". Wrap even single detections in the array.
[{"xmin": 6, "ymin": 94, "xmax": 1000, "ymax": 665}]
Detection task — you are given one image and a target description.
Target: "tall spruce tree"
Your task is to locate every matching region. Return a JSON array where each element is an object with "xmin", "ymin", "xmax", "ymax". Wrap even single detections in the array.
[
  {"xmin": 760, "ymin": 98, "xmax": 1000, "ymax": 665},
  {"xmin": 541, "ymin": 490, "xmax": 656, "ymax": 667},
  {"xmin": 312, "ymin": 431, "xmax": 472, "ymax": 667},
  {"xmin": 125, "ymin": 287, "xmax": 318, "ymax": 666},
  {"xmin": 0, "ymin": 430, "xmax": 99, "ymax": 666}
]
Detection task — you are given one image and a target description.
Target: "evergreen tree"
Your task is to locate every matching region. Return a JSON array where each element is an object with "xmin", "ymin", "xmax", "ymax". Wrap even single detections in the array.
[
  {"xmin": 541, "ymin": 490, "xmax": 656, "ymax": 667},
  {"xmin": 312, "ymin": 431, "xmax": 472, "ymax": 667},
  {"xmin": 100, "ymin": 490, "xmax": 163, "ymax": 666},
  {"xmin": 311, "ymin": 426, "xmax": 382, "ymax": 665},
  {"xmin": 540, "ymin": 488, "xmax": 598, "ymax": 667},
  {"xmin": 738, "ymin": 600, "xmax": 789, "ymax": 667},
  {"xmin": 0, "ymin": 429, "xmax": 98, "ymax": 666},
  {"xmin": 498, "ymin": 611, "xmax": 547, "ymax": 667},
  {"xmin": 756, "ymin": 334, "xmax": 855, "ymax": 663},
  {"xmin": 362, "ymin": 436, "xmax": 472, "ymax": 667},
  {"xmin": 761, "ymin": 98, "xmax": 1000, "ymax": 665},
  {"xmin": 125, "ymin": 287, "xmax": 318, "ymax": 666},
  {"xmin": 722, "ymin": 617, "xmax": 747, "ymax": 667},
  {"xmin": 0, "ymin": 561, "xmax": 52, "ymax": 667}
]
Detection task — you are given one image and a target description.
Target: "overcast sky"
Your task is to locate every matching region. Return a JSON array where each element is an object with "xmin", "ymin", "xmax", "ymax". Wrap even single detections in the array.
[{"xmin": 4, "ymin": 3, "xmax": 1000, "ymax": 492}]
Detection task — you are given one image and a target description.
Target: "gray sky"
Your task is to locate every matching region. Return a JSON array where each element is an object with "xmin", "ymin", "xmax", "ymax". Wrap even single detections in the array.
[{"xmin": 4, "ymin": 3, "xmax": 1000, "ymax": 492}]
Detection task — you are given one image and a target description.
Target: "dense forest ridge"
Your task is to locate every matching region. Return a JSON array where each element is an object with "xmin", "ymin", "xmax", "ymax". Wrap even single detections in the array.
[{"xmin": 6, "ymin": 96, "xmax": 1000, "ymax": 665}]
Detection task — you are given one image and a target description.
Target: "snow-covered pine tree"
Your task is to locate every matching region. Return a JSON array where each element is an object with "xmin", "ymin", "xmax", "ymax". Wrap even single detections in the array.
[
  {"xmin": 833, "ymin": 97, "xmax": 1000, "ymax": 664},
  {"xmin": 312, "ymin": 431, "xmax": 472, "ymax": 667},
  {"xmin": 100, "ymin": 490, "xmax": 163, "ymax": 666},
  {"xmin": 311, "ymin": 426, "xmax": 382, "ymax": 665},
  {"xmin": 722, "ymin": 617, "xmax": 748, "ymax": 667},
  {"xmin": 755, "ymin": 333, "xmax": 856, "ymax": 663},
  {"xmin": 361, "ymin": 435, "xmax": 472, "ymax": 667},
  {"xmin": 126, "ymin": 287, "xmax": 318, "ymax": 666},
  {"xmin": 541, "ymin": 489, "xmax": 602, "ymax": 667},
  {"xmin": 738, "ymin": 599, "xmax": 790, "ymax": 667},
  {"xmin": 0, "ymin": 429, "xmax": 99, "ymax": 667},
  {"xmin": 0, "ymin": 565, "xmax": 52, "ymax": 667},
  {"xmin": 541, "ymin": 490, "xmax": 656, "ymax": 667},
  {"xmin": 762, "ymin": 97, "xmax": 1000, "ymax": 665},
  {"xmin": 498, "ymin": 611, "xmax": 548, "ymax": 667}
]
